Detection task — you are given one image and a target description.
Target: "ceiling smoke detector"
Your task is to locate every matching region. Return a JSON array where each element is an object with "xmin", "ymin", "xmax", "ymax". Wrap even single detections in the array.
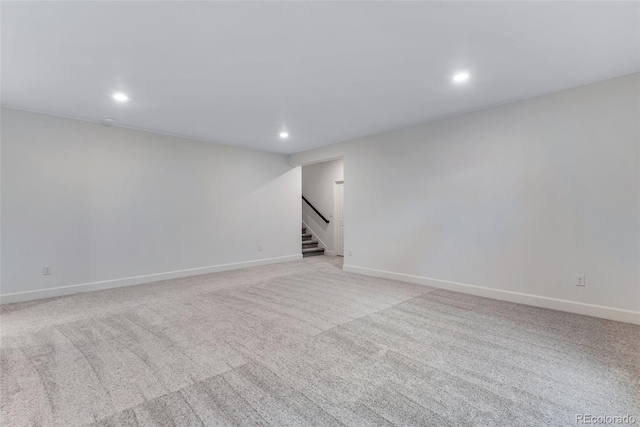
[{"xmin": 101, "ymin": 116, "xmax": 115, "ymax": 127}]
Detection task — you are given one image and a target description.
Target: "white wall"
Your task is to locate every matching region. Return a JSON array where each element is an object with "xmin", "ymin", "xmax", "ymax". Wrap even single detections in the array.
[
  {"xmin": 302, "ymin": 159, "xmax": 343, "ymax": 254},
  {"xmin": 291, "ymin": 73, "xmax": 640, "ymax": 323},
  {"xmin": 1, "ymin": 108, "xmax": 301, "ymax": 302}
]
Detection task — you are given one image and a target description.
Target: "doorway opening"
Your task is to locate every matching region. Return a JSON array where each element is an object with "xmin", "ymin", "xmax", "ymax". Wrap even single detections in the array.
[{"xmin": 301, "ymin": 158, "xmax": 344, "ymax": 258}]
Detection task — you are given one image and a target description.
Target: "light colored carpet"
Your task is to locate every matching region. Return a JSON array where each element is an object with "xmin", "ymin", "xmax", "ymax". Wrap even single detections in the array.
[{"xmin": 1, "ymin": 256, "xmax": 638, "ymax": 426}]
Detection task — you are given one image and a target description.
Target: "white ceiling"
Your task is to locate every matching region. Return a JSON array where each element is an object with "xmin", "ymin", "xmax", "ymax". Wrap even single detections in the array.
[{"xmin": 2, "ymin": 1, "xmax": 639, "ymax": 154}]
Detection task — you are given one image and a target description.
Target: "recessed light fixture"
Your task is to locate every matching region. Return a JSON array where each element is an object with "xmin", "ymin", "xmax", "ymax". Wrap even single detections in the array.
[
  {"xmin": 279, "ymin": 131, "xmax": 289, "ymax": 139},
  {"xmin": 453, "ymin": 72, "xmax": 470, "ymax": 83},
  {"xmin": 112, "ymin": 92, "xmax": 129, "ymax": 102}
]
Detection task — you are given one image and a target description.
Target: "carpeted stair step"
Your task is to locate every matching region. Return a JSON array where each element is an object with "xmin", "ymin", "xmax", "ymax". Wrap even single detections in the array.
[
  {"xmin": 302, "ymin": 227, "xmax": 307, "ymax": 234},
  {"xmin": 302, "ymin": 247, "xmax": 325, "ymax": 257},
  {"xmin": 302, "ymin": 233, "xmax": 312, "ymax": 241},
  {"xmin": 302, "ymin": 240, "xmax": 319, "ymax": 249}
]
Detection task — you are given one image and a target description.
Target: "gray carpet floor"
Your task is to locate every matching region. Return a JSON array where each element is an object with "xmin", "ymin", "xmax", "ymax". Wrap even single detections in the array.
[{"xmin": 1, "ymin": 256, "xmax": 638, "ymax": 426}]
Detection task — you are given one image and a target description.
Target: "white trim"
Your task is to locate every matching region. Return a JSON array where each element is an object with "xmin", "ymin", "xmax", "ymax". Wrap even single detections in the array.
[
  {"xmin": 343, "ymin": 264, "xmax": 640, "ymax": 325},
  {"xmin": 302, "ymin": 219, "xmax": 329, "ymax": 251},
  {"xmin": 333, "ymin": 181, "xmax": 344, "ymax": 257},
  {"xmin": 0, "ymin": 254, "xmax": 302, "ymax": 304}
]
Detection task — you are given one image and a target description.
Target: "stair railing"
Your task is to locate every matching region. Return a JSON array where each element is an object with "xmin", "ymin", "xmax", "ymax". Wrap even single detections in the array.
[{"xmin": 302, "ymin": 196, "xmax": 330, "ymax": 224}]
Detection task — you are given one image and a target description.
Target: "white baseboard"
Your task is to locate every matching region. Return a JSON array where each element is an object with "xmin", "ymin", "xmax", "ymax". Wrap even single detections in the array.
[
  {"xmin": 343, "ymin": 264, "xmax": 640, "ymax": 325},
  {"xmin": 0, "ymin": 254, "xmax": 302, "ymax": 305}
]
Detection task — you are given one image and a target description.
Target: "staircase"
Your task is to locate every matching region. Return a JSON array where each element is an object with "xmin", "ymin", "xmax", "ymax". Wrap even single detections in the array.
[{"xmin": 302, "ymin": 226, "xmax": 325, "ymax": 257}]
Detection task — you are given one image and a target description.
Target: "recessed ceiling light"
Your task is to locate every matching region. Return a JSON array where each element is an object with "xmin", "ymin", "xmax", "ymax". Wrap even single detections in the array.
[
  {"xmin": 112, "ymin": 92, "xmax": 129, "ymax": 102},
  {"xmin": 279, "ymin": 131, "xmax": 289, "ymax": 139},
  {"xmin": 453, "ymin": 72, "xmax": 470, "ymax": 83}
]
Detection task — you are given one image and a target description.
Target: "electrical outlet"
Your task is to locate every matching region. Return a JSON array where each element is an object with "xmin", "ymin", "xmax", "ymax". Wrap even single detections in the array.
[
  {"xmin": 43, "ymin": 265, "xmax": 52, "ymax": 276},
  {"xmin": 258, "ymin": 245, "xmax": 262, "ymax": 252},
  {"xmin": 575, "ymin": 274, "xmax": 585, "ymax": 287}
]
